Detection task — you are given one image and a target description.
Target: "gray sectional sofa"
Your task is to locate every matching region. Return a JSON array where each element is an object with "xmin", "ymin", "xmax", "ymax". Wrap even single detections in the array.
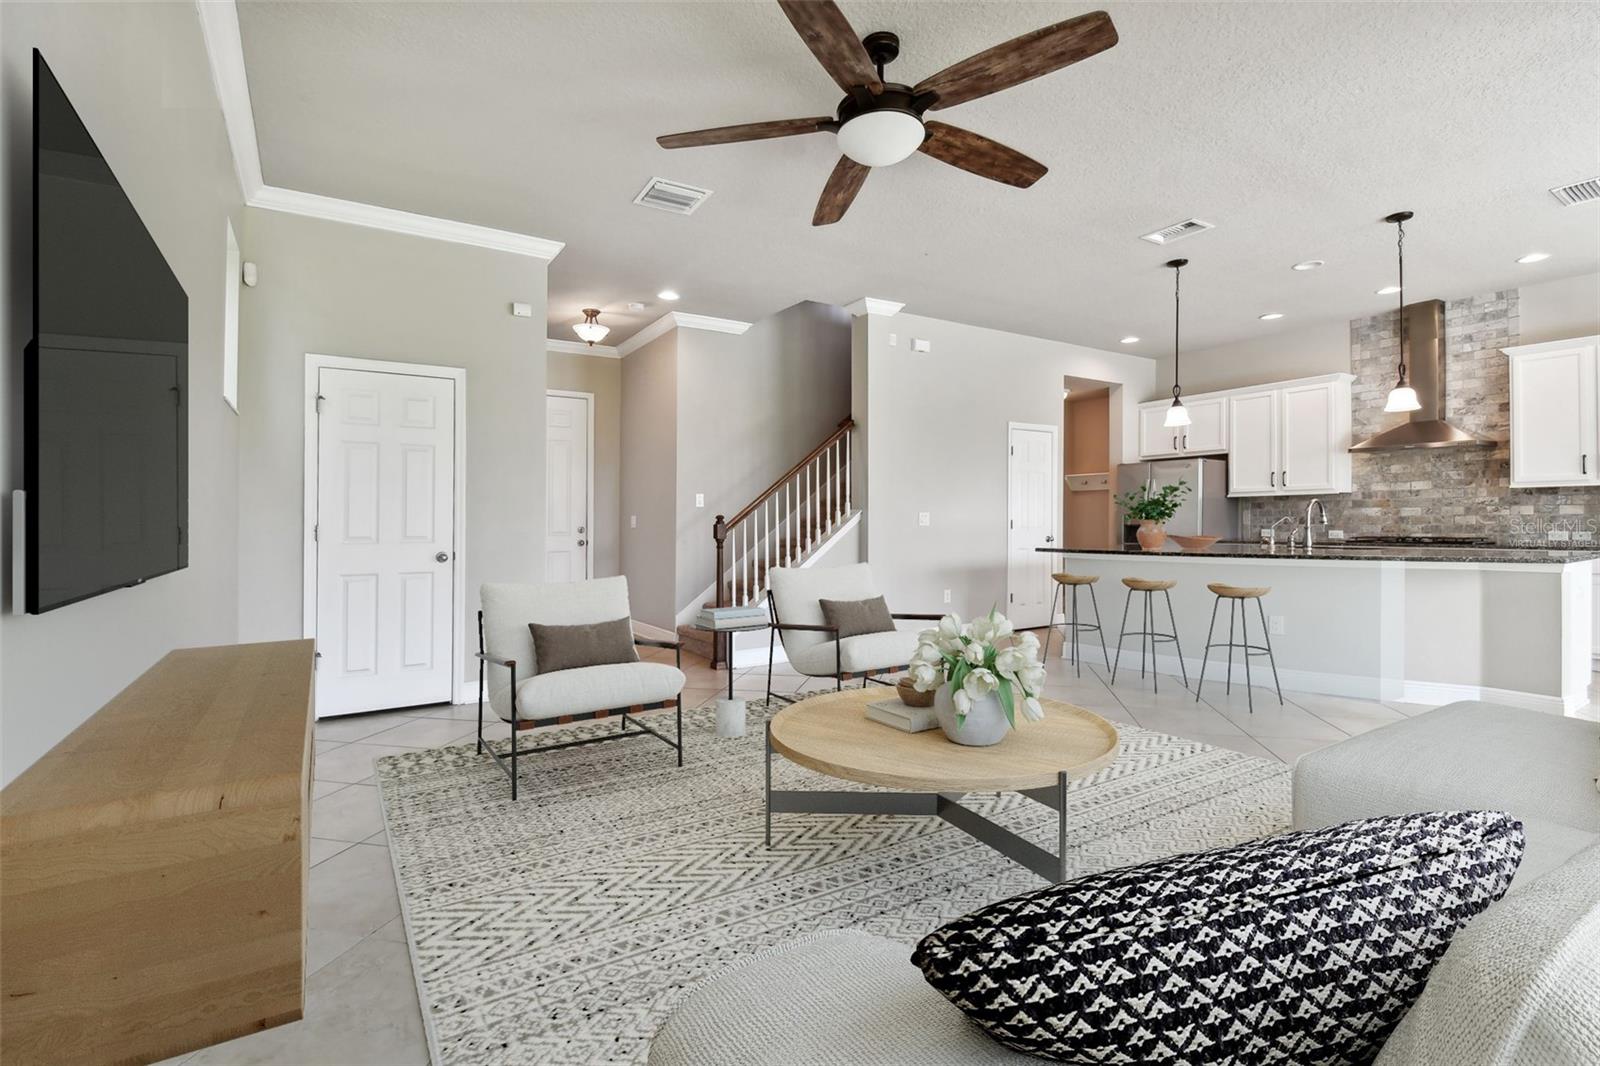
[{"xmin": 649, "ymin": 702, "xmax": 1600, "ymax": 1066}]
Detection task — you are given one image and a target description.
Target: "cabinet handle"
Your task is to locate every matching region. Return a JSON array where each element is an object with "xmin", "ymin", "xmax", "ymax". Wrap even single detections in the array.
[
  {"xmin": 1282, "ymin": 469, "xmax": 1288, "ymax": 487},
  {"xmin": 1172, "ymin": 434, "xmax": 1177, "ymax": 451},
  {"xmin": 1182, "ymin": 434, "xmax": 1188, "ymax": 449},
  {"xmin": 1270, "ymin": 471, "xmax": 1275, "ymax": 487},
  {"xmin": 1585, "ymin": 454, "xmax": 1589, "ymax": 476}
]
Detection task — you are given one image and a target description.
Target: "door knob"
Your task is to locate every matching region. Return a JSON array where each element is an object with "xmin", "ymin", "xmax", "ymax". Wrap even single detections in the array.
[
  {"xmin": 577, "ymin": 539, "xmax": 587, "ymax": 547},
  {"xmin": 577, "ymin": 525, "xmax": 586, "ymax": 534},
  {"xmin": 435, "ymin": 551, "xmax": 450, "ymax": 563},
  {"xmin": 1045, "ymin": 534, "xmax": 1054, "ymax": 543}
]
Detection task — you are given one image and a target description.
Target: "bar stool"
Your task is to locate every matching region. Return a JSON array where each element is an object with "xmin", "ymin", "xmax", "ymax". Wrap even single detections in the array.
[
  {"xmin": 1195, "ymin": 583, "xmax": 1283, "ymax": 713},
  {"xmin": 1045, "ymin": 573, "xmax": 1111, "ymax": 677},
  {"xmin": 1110, "ymin": 578, "xmax": 1188, "ymax": 692}
]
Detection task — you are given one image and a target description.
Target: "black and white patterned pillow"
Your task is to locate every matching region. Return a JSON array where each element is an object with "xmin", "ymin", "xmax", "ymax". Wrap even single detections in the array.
[{"xmin": 912, "ymin": 810, "xmax": 1523, "ymax": 1066}]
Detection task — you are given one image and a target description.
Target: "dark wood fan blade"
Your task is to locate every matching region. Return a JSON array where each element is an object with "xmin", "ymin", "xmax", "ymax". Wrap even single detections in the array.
[
  {"xmin": 813, "ymin": 156, "xmax": 868, "ymax": 226},
  {"xmin": 915, "ymin": 10, "xmax": 1117, "ymax": 111},
  {"xmin": 918, "ymin": 121, "xmax": 1047, "ymax": 188},
  {"xmin": 658, "ymin": 117, "xmax": 833, "ymax": 149},
  {"xmin": 777, "ymin": 0, "xmax": 882, "ymax": 94}
]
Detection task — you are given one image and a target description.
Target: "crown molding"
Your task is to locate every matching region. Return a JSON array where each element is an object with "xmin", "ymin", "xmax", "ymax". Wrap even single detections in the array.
[
  {"xmin": 548, "ymin": 339, "xmax": 620, "ymax": 358},
  {"xmin": 196, "ymin": 0, "xmax": 563, "ymax": 260},
  {"xmin": 615, "ymin": 312, "xmax": 753, "ymax": 357},
  {"xmin": 250, "ymin": 186, "xmax": 565, "ymax": 260},
  {"xmin": 845, "ymin": 297, "xmax": 905, "ymax": 318}
]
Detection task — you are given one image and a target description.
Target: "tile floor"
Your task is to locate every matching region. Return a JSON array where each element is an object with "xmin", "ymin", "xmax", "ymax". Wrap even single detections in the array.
[{"xmin": 159, "ymin": 647, "xmax": 1598, "ymax": 1064}]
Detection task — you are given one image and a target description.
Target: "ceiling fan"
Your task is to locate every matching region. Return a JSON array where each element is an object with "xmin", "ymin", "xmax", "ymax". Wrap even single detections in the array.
[{"xmin": 657, "ymin": 2, "xmax": 1118, "ymax": 226}]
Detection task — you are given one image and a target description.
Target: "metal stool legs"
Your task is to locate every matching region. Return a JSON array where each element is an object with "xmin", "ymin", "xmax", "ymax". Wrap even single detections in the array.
[
  {"xmin": 1045, "ymin": 581, "xmax": 1110, "ymax": 678},
  {"xmin": 1110, "ymin": 589, "xmax": 1186, "ymax": 691},
  {"xmin": 1195, "ymin": 592, "xmax": 1284, "ymax": 712}
]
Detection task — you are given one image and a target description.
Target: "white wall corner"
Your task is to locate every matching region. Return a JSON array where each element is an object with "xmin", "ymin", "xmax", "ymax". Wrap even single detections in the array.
[
  {"xmin": 197, "ymin": 0, "xmax": 563, "ymax": 260},
  {"xmin": 845, "ymin": 297, "xmax": 905, "ymax": 318},
  {"xmin": 548, "ymin": 339, "xmax": 620, "ymax": 358},
  {"xmin": 615, "ymin": 311, "xmax": 754, "ymax": 357}
]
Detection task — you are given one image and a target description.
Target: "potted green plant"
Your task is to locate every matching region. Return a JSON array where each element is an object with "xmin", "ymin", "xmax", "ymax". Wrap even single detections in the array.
[{"xmin": 1115, "ymin": 480, "xmax": 1191, "ymax": 551}]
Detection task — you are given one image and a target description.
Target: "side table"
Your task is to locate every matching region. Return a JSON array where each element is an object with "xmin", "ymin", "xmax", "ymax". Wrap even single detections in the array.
[{"xmin": 691, "ymin": 621, "xmax": 769, "ymax": 737}]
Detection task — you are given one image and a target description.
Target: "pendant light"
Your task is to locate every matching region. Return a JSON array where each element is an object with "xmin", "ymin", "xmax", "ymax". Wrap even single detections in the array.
[
  {"xmin": 1382, "ymin": 212, "xmax": 1421, "ymax": 413},
  {"xmin": 1162, "ymin": 258, "xmax": 1191, "ymax": 428},
  {"xmin": 573, "ymin": 308, "xmax": 609, "ymax": 346}
]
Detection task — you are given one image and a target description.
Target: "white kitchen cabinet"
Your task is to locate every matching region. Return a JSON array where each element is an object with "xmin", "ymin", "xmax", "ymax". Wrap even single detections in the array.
[
  {"xmin": 1225, "ymin": 374, "xmax": 1353, "ymax": 498},
  {"xmin": 1227, "ymin": 390, "xmax": 1280, "ymax": 494},
  {"xmin": 1505, "ymin": 337, "xmax": 1600, "ymax": 488},
  {"xmin": 1137, "ymin": 394, "xmax": 1227, "ymax": 459}
]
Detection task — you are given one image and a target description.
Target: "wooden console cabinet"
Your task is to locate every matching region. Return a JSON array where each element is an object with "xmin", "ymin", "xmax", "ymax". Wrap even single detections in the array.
[{"xmin": 1, "ymin": 641, "xmax": 315, "ymax": 1066}]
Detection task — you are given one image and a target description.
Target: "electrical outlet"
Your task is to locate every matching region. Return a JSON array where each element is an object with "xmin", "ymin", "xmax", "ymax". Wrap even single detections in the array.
[
  {"xmin": 911, "ymin": 338, "xmax": 931, "ymax": 353},
  {"xmin": 943, "ymin": 589, "xmax": 952, "ymax": 604},
  {"xmin": 695, "ymin": 493, "xmax": 705, "ymax": 508},
  {"xmin": 1269, "ymin": 615, "xmax": 1286, "ymax": 636},
  {"xmin": 630, "ymin": 515, "xmax": 637, "ymax": 529},
  {"xmin": 1575, "ymin": 530, "xmax": 1595, "ymax": 542},
  {"xmin": 1327, "ymin": 529, "xmax": 1345, "ymax": 540},
  {"xmin": 510, "ymin": 302, "xmax": 532, "ymax": 318},
  {"xmin": 918, "ymin": 512, "xmax": 931, "ymax": 527},
  {"xmin": 1548, "ymin": 529, "xmax": 1571, "ymax": 542},
  {"xmin": 888, "ymin": 332, "xmax": 898, "ymax": 347}
]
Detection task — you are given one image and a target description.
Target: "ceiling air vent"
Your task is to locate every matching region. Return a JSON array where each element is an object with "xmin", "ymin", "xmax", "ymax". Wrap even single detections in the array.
[
  {"xmin": 633, "ymin": 177, "xmax": 713, "ymax": 216},
  {"xmin": 1549, "ymin": 177, "xmax": 1600, "ymax": 207},
  {"xmin": 1139, "ymin": 218, "xmax": 1214, "ymax": 245}
]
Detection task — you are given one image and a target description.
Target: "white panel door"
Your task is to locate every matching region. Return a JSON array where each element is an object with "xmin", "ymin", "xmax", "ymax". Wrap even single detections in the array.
[
  {"xmin": 315, "ymin": 367, "xmax": 455, "ymax": 716},
  {"xmin": 1509, "ymin": 346, "xmax": 1598, "ymax": 487},
  {"xmin": 545, "ymin": 393, "xmax": 591, "ymax": 581},
  {"xmin": 1281, "ymin": 381, "xmax": 1338, "ymax": 493},
  {"xmin": 1007, "ymin": 425, "xmax": 1059, "ymax": 628},
  {"xmin": 1228, "ymin": 389, "xmax": 1280, "ymax": 496},
  {"xmin": 1180, "ymin": 395, "xmax": 1227, "ymax": 454},
  {"xmin": 1138, "ymin": 404, "xmax": 1181, "ymax": 459}
]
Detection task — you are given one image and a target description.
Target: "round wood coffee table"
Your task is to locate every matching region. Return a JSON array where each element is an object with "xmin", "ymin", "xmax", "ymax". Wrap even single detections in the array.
[{"xmin": 764, "ymin": 687, "xmax": 1119, "ymax": 881}]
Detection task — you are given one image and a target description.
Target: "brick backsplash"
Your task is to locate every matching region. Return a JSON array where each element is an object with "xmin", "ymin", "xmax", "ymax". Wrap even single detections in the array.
[{"xmin": 1240, "ymin": 288, "xmax": 1600, "ymax": 545}]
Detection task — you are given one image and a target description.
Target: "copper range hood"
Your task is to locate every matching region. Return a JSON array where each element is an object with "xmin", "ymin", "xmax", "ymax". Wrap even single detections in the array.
[{"xmin": 1349, "ymin": 299, "xmax": 1494, "ymax": 451}]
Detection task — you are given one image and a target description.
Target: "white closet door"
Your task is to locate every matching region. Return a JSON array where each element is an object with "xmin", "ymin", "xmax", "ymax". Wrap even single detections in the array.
[
  {"xmin": 545, "ymin": 393, "xmax": 591, "ymax": 581},
  {"xmin": 1007, "ymin": 425, "xmax": 1059, "ymax": 628}
]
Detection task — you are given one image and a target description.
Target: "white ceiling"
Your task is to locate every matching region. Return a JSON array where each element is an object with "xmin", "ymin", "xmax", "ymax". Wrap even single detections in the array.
[{"xmin": 236, "ymin": 1, "xmax": 1600, "ymax": 353}]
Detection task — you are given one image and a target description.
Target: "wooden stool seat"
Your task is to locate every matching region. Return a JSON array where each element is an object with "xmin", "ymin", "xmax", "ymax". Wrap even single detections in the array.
[
  {"xmin": 1052, "ymin": 572, "xmax": 1099, "ymax": 586},
  {"xmin": 1207, "ymin": 583, "xmax": 1271, "ymax": 599},
  {"xmin": 1121, "ymin": 577, "xmax": 1176, "ymax": 592}
]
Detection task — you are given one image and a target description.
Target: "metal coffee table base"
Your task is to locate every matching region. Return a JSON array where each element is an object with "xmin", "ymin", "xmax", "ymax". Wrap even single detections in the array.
[{"xmin": 764, "ymin": 724, "xmax": 1071, "ymax": 882}]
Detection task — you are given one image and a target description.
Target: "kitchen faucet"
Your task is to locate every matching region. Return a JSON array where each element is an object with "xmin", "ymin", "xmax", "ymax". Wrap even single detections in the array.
[
  {"xmin": 1305, "ymin": 499, "xmax": 1329, "ymax": 553},
  {"xmin": 1267, "ymin": 515, "xmax": 1297, "ymax": 552}
]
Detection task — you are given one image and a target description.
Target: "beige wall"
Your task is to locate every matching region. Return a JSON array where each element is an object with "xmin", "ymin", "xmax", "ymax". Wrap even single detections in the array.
[
  {"xmin": 1065, "ymin": 392, "xmax": 1112, "ymax": 549},
  {"xmin": 855, "ymin": 311, "xmax": 1156, "ymax": 615},
  {"xmin": 548, "ymin": 351, "xmax": 621, "ymax": 579},
  {"xmin": 235, "ymin": 209, "xmax": 549, "ymax": 688},
  {"xmin": 1518, "ymin": 272, "xmax": 1600, "ymax": 345},
  {"xmin": 619, "ymin": 331, "xmax": 678, "ymax": 628},
  {"xmin": 1, "ymin": 2, "xmax": 244, "ymax": 783}
]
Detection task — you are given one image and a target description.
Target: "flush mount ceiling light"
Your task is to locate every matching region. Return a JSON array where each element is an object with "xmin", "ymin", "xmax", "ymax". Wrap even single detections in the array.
[
  {"xmin": 1516, "ymin": 252, "xmax": 1551, "ymax": 264},
  {"xmin": 1258, "ymin": 312, "xmax": 1285, "ymax": 321},
  {"xmin": 1120, "ymin": 335, "xmax": 1140, "ymax": 344},
  {"xmin": 573, "ymin": 308, "xmax": 610, "ymax": 346},
  {"xmin": 1381, "ymin": 211, "xmax": 1422, "ymax": 414},
  {"xmin": 1292, "ymin": 259, "xmax": 1325, "ymax": 271},
  {"xmin": 1376, "ymin": 285, "xmax": 1401, "ymax": 295},
  {"xmin": 836, "ymin": 107, "xmax": 926, "ymax": 167},
  {"xmin": 657, "ymin": 289, "xmax": 680, "ymax": 301},
  {"xmin": 1163, "ymin": 258, "xmax": 1192, "ymax": 429}
]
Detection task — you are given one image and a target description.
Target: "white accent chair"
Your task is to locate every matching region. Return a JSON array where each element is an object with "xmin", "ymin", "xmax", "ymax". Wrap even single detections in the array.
[
  {"xmin": 764, "ymin": 564, "xmax": 942, "ymax": 703},
  {"xmin": 478, "ymin": 577, "xmax": 685, "ymax": 799}
]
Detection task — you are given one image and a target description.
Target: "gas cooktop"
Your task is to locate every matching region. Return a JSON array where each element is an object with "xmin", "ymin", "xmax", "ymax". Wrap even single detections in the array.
[{"xmin": 1340, "ymin": 535, "xmax": 1497, "ymax": 547}]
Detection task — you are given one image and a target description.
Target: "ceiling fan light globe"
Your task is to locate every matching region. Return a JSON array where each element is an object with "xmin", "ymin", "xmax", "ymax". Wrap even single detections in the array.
[
  {"xmin": 573, "ymin": 322, "xmax": 610, "ymax": 344},
  {"xmin": 1163, "ymin": 401, "xmax": 1192, "ymax": 428},
  {"xmin": 837, "ymin": 110, "xmax": 925, "ymax": 168},
  {"xmin": 1383, "ymin": 385, "xmax": 1421, "ymax": 413}
]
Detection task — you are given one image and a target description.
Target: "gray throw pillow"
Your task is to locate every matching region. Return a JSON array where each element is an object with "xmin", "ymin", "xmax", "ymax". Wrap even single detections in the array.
[
  {"xmin": 819, "ymin": 596, "xmax": 895, "ymax": 639},
  {"xmin": 528, "ymin": 617, "xmax": 638, "ymax": 674}
]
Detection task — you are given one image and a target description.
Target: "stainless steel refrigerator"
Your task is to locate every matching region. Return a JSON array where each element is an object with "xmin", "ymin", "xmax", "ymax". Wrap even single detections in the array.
[{"xmin": 1116, "ymin": 458, "xmax": 1239, "ymax": 547}]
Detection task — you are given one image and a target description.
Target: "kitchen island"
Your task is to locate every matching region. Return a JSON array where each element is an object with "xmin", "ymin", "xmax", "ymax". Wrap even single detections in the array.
[{"xmin": 1037, "ymin": 543, "xmax": 1595, "ymax": 714}]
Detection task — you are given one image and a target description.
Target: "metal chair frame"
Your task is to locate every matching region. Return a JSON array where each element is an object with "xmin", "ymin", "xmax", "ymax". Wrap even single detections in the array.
[
  {"xmin": 1044, "ymin": 578, "xmax": 1111, "ymax": 678},
  {"xmin": 1194, "ymin": 592, "xmax": 1284, "ymax": 713},
  {"xmin": 1110, "ymin": 586, "xmax": 1189, "ymax": 693}
]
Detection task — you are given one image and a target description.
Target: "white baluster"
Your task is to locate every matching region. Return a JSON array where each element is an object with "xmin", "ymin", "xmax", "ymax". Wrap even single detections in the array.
[{"xmin": 844, "ymin": 431, "xmax": 852, "ymax": 513}]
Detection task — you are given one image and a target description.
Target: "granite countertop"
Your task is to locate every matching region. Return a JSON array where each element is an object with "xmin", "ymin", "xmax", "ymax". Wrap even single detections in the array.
[{"xmin": 1035, "ymin": 542, "xmax": 1600, "ymax": 564}]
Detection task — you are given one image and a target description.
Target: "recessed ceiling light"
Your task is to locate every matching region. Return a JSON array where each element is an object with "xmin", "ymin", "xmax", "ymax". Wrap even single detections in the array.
[
  {"xmin": 1292, "ymin": 259, "xmax": 1325, "ymax": 271},
  {"xmin": 657, "ymin": 289, "xmax": 680, "ymax": 301},
  {"xmin": 627, "ymin": 301, "xmax": 646, "ymax": 312},
  {"xmin": 1120, "ymin": 336, "xmax": 1140, "ymax": 344},
  {"xmin": 1375, "ymin": 285, "xmax": 1401, "ymax": 295},
  {"xmin": 1258, "ymin": 312, "xmax": 1284, "ymax": 321},
  {"xmin": 1516, "ymin": 252, "xmax": 1551, "ymax": 264}
]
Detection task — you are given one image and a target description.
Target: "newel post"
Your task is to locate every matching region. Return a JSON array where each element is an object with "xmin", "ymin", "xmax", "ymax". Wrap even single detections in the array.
[{"xmin": 712, "ymin": 514, "xmax": 727, "ymax": 609}]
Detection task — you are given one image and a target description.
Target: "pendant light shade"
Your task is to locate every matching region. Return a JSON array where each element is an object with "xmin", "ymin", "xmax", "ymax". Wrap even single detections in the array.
[
  {"xmin": 1164, "ymin": 258, "xmax": 1190, "ymax": 427},
  {"xmin": 573, "ymin": 307, "xmax": 609, "ymax": 346},
  {"xmin": 1381, "ymin": 212, "xmax": 1421, "ymax": 413}
]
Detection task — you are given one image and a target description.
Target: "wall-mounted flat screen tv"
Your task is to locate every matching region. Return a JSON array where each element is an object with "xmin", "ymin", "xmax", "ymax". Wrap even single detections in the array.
[{"xmin": 27, "ymin": 50, "xmax": 188, "ymax": 613}]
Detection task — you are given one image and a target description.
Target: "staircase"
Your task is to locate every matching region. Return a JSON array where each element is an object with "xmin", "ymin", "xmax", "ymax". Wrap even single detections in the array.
[{"xmin": 677, "ymin": 418, "xmax": 856, "ymax": 665}]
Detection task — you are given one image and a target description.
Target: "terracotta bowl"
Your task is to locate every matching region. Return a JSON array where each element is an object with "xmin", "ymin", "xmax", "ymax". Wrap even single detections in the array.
[
  {"xmin": 897, "ymin": 678, "xmax": 935, "ymax": 707},
  {"xmin": 1170, "ymin": 534, "xmax": 1220, "ymax": 552}
]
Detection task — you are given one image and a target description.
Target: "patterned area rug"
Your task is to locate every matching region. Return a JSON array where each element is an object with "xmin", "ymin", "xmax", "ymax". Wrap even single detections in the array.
[{"xmin": 375, "ymin": 699, "xmax": 1291, "ymax": 1066}]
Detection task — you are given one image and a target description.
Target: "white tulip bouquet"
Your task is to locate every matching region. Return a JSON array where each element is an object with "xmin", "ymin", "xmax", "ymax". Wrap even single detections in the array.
[{"xmin": 907, "ymin": 608, "xmax": 1047, "ymax": 729}]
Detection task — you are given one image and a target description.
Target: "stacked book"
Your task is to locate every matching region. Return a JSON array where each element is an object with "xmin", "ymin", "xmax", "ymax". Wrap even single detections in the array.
[
  {"xmin": 696, "ymin": 605, "xmax": 768, "ymax": 630},
  {"xmin": 866, "ymin": 699, "xmax": 938, "ymax": 733}
]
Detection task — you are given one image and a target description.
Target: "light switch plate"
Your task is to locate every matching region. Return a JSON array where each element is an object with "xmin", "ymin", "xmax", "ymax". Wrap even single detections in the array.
[
  {"xmin": 630, "ymin": 515, "xmax": 637, "ymax": 529},
  {"xmin": 888, "ymin": 332, "xmax": 898, "ymax": 346},
  {"xmin": 918, "ymin": 512, "xmax": 931, "ymax": 527},
  {"xmin": 1327, "ymin": 529, "xmax": 1345, "ymax": 540},
  {"xmin": 695, "ymin": 493, "xmax": 705, "ymax": 508},
  {"xmin": 1548, "ymin": 529, "xmax": 1571, "ymax": 541},
  {"xmin": 942, "ymin": 589, "xmax": 951, "ymax": 604},
  {"xmin": 1575, "ymin": 530, "xmax": 1594, "ymax": 542}
]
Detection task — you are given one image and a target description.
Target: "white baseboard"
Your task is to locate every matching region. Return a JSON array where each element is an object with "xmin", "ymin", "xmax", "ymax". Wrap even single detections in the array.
[
  {"xmin": 632, "ymin": 620, "xmax": 677, "ymax": 642},
  {"xmin": 1399, "ymin": 680, "xmax": 1580, "ymax": 716},
  {"xmin": 454, "ymin": 680, "xmax": 480, "ymax": 706}
]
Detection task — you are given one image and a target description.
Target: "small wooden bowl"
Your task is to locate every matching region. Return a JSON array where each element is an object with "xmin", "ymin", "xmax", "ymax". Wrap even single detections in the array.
[
  {"xmin": 1170, "ymin": 534, "xmax": 1220, "ymax": 552},
  {"xmin": 897, "ymin": 678, "xmax": 935, "ymax": 707}
]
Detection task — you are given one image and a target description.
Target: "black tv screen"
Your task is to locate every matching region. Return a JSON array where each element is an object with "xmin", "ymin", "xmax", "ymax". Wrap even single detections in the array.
[{"xmin": 27, "ymin": 51, "xmax": 188, "ymax": 613}]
